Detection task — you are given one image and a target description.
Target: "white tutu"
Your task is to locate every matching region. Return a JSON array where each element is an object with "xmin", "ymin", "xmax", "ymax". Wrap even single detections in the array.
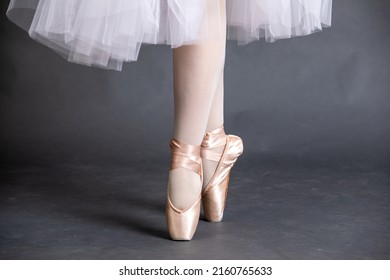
[{"xmin": 6, "ymin": 0, "xmax": 333, "ymax": 71}]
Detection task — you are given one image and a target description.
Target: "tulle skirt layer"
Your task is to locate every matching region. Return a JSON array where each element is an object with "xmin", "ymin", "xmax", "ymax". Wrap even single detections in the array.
[{"xmin": 6, "ymin": 0, "xmax": 333, "ymax": 71}]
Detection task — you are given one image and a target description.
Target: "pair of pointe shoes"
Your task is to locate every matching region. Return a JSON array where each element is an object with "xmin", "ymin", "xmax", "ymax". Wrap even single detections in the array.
[{"xmin": 166, "ymin": 124, "xmax": 244, "ymax": 240}]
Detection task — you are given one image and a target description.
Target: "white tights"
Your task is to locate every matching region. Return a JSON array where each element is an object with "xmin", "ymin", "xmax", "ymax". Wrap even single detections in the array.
[{"xmin": 168, "ymin": 0, "xmax": 227, "ymax": 210}]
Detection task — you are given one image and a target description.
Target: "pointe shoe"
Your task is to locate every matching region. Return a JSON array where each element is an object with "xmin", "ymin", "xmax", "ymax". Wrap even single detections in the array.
[
  {"xmin": 166, "ymin": 138, "xmax": 203, "ymax": 240},
  {"xmin": 201, "ymin": 125, "xmax": 243, "ymax": 222}
]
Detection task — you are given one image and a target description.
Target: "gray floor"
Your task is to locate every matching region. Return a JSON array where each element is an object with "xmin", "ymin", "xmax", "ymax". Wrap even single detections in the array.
[{"xmin": 1, "ymin": 155, "xmax": 389, "ymax": 259}]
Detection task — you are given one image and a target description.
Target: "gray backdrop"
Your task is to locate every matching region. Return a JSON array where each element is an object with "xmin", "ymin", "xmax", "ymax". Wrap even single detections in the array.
[{"xmin": 1, "ymin": 0, "xmax": 389, "ymax": 167}]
